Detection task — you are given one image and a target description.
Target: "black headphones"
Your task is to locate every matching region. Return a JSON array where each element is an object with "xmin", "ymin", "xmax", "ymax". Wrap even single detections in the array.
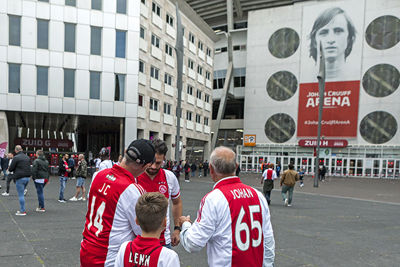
[{"xmin": 126, "ymin": 145, "xmax": 155, "ymax": 165}]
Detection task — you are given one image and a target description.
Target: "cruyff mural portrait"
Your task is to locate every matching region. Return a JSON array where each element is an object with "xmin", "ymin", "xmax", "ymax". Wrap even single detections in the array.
[
  {"xmin": 309, "ymin": 7, "xmax": 357, "ymax": 81},
  {"xmin": 297, "ymin": 0, "xmax": 365, "ymax": 137}
]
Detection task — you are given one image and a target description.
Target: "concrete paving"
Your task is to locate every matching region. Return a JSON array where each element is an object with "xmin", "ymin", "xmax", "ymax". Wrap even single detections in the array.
[{"xmin": 0, "ymin": 174, "xmax": 399, "ymax": 267}]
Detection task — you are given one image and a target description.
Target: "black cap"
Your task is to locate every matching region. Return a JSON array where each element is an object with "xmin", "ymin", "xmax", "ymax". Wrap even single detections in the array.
[{"xmin": 126, "ymin": 139, "xmax": 155, "ymax": 164}]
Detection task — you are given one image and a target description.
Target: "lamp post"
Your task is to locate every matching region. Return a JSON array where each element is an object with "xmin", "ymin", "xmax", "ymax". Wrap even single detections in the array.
[
  {"xmin": 314, "ymin": 43, "xmax": 326, "ymax": 188},
  {"xmin": 174, "ymin": 2, "xmax": 183, "ymax": 163}
]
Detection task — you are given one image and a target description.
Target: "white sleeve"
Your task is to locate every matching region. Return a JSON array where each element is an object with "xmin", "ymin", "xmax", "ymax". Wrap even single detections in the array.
[
  {"xmin": 262, "ymin": 170, "xmax": 267, "ymax": 179},
  {"xmin": 121, "ymin": 185, "xmax": 143, "ymax": 236},
  {"xmin": 115, "ymin": 241, "xmax": 129, "ymax": 267},
  {"xmin": 180, "ymin": 194, "xmax": 217, "ymax": 253},
  {"xmin": 272, "ymin": 171, "xmax": 278, "ymax": 180},
  {"xmin": 158, "ymin": 248, "xmax": 180, "ymax": 267},
  {"xmin": 256, "ymin": 190, "xmax": 275, "ymax": 266},
  {"xmin": 166, "ymin": 170, "xmax": 180, "ymax": 199}
]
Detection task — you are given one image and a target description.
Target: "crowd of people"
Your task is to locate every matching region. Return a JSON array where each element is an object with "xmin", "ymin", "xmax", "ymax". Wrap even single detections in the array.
[{"xmin": 0, "ymin": 138, "xmax": 318, "ymax": 266}]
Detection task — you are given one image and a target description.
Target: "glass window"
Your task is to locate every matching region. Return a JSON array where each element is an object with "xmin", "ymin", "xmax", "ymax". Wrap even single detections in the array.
[
  {"xmin": 204, "ymin": 117, "xmax": 209, "ymax": 126},
  {"xmin": 268, "ymin": 27, "xmax": 299, "ymax": 58},
  {"xmin": 64, "ymin": 23, "xmax": 76, "ymax": 52},
  {"xmin": 266, "ymin": 71, "xmax": 297, "ymax": 101},
  {"xmin": 152, "ymin": 2, "xmax": 161, "ymax": 16},
  {"xmin": 150, "ymin": 98, "xmax": 158, "ymax": 111},
  {"xmin": 206, "ymin": 47, "xmax": 212, "ymax": 57},
  {"xmin": 165, "ymin": 43, "xmax": 173, "ymax": 56},
  {"xmin": 141, "ymin": 0, "xmax": 146, "ymax": 4},
  {"xmin": 115, "ymin": 74, "xmax": 125, "ymax": 101},
  {"xmin": 234, "ymin": 76, "xmax": 246, "ymax": 87},
  {"xmin": 164, "ymin": 73, "xmax": 172, "ymax": 85},
  {"xmin": 115, "ymin": 30, "xmax": 126, "ymax": 58},
  {"xmin": 360, "ymin": 111, "xmax": 397, "ymax": 144},
  {"xmin": 139, "ymin": 60, "xmax": 145, "ymax": 73},
  {"xmin": 188, "ymin": 59, "xmax": 194, "ymax": 70},
  {"xmin": 117, "ymin": 0, "xmax": 126, "ymax": 14},
  {"xmin": 365, "ymin": 16, "xmax": 400, "ymax": 50},
  {"xmin": 196, "ymin": 90, "xmax": 202, "ymax": 99},
  {"xmin": 198, "ymin": 41, "xmax": 203, "ymax": 51},
  {"xmin": 196, "ymin": 114, "xmax": 201, "ymax": 123},
  {"xmin": 8, "ymin": 63, "xmax": 20, "ymax": 93},
  {"xmin": 151, "ymin": 34, "xmax": 160, "ymax": 48},
  {"xmin": 166, "ymin": 14, "xmax": 174, "ymax": 26},
  {"xmin": 91, "ymin": 26, "xmax": 102, "ymax": 55},
  {"xmin": 197, "ymin": 66, "xmax": 203, "ymax": 75},
  {"xmin": 92, "ymin": 0, "xmax": 102, "ymax": 10},
  {"xmin": 37, "ymin": 19, "xmax": 49, "ymax": 49},
  {"xmin": 206, "ymin": 71, "xmax": 211, "ymax": 80},
  {"xmin": 164, "ymin": 103, "xmax": 171, "ymax": 114},
  {"xmin": 64, "ymin": 69, "xmax": 75, "ymax": 97},
  {"xmin": 187, "ymin": 85, "xmax": 193, "ymax": 95},
  {"xmin": 65, "ymin": 0, "xmax": 76, "ymax": 6},
  {"xmin": 186, "ymin": 111, "xmax": 192, "ymax": 121},
  {"xmin": 189, "ymin": 32, "xmax": 195, "ymax": 43},
  {"xmin": 38, "ymin": 0, "xmax": 49, "ymax": 2},
  {"xmin": 37, "ymin": 66, "xmax": 48, "ymax": 95},
  {"xmin": 204, "ymin": 94, "xmax": 210, "ymax": 103},
  {"xmin": 140, "ymin": 26, "xmax": 145, "ymax": 39},
  {"xmin": 9, "ymin": 15, "xmax": 21, "ymax": 46},
  {"xmin": 90, "ymin": 71, "xmax": 101, "ymax": 99},
  {"xmin": 138, "ymin": 95, "xmax": 143, "ymax": 106},
  {"xmin": 150, "ymin": 66, "xmax": 159, "ymax": 79},
  {"xmin": 264, "ymin": 113, "xmax": 295, "ymax": 143}
]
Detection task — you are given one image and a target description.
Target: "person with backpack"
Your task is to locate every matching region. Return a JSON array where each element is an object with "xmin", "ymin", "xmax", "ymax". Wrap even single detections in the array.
[
  {"xmin": 31, "ymin": 150, "xmax": 49, "ymax": 212},
  {"xmin": 261, "ymin": 163, "xmax": 278, "ymax": 205},
  {"xmin": 184, "ymin": 161, "xmax": 190, "ymax": 183}
]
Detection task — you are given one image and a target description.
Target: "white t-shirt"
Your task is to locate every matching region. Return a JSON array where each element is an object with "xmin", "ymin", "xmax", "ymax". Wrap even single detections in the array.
[
  {"xmin": 180, "ymin": 176, "xmax": 275, "ymax": 267},
  {"xmin": 99, "ymin": 160, "xmax": 113, "ymax": 171},
  {"xmin": 262, "ymin": 168, "xmax": 278, "ymax": 180}
]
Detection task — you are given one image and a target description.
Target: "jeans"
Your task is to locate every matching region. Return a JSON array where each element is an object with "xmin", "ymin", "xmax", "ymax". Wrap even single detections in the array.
[
  {"xmin": 16, "ymin": 177, "xmax": 30, "ymax": 212},
  {"xmin": 191, "ymin": 170, "xmax": 196, "ymax": 177},
  {"xmin": 281, "ymin": 184, "xmax": 294, "ymax": 204},
  {"xmin": 59, "ymin": 176, "xmax": 68, "ymax": 200},
  {"xmin": 264, "ymin": 191, "xmax": 271, "ymax": 202},
  {"xmin": 34, "ymin": 182, "xmax": 45, "ymax": 208},
  {"xmin": 5, "ymin": 174, "xmax": 13, "ymax": 193}
]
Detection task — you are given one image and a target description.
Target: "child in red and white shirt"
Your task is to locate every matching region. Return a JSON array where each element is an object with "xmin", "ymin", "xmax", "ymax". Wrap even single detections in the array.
[{"xmin": 115, "ymin": 192, "xmax": 180, "ymax": 267}]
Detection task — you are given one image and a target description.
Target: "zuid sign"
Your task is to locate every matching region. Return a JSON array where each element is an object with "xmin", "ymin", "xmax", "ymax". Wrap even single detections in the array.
[
  {"xmin": 298, "ymin": 139, "xmax": 348, "ymax": 148},
  {"xmin": 14, "ymin": 138, "xmax": 73, "ymax": 148}
]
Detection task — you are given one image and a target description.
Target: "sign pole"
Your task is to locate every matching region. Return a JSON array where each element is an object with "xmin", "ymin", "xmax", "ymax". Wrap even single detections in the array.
[
  {"xmin": 174, "ymin": 2, "xmax": 183, "ymax": 163},
  {"xmin": 314, "ymin": 43, "xmax": 326, "ymax": 188}
]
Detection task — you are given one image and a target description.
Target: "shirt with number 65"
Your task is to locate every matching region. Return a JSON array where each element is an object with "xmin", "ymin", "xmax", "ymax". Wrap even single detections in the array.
[{"xmin": 180, "ymin": 176, "xmax": 275, "ymax": 267}]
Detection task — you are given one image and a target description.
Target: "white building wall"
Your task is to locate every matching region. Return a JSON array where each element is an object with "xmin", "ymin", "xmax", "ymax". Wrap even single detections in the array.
[{"xmin": 0, "ymin": 0, "xmax": 141, "ymax": 147}]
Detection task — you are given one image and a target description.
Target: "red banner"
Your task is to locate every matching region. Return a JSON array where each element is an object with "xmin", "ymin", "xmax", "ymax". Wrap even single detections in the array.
[
  {"xmin": 297, "ymin": 81, "xmax": 360, "ymax": 137},
  {"xmin": 298, "ymin": 139, "xmax": 348, "ymax": 148},
  {"xmin": 14, "ymin": 138, "xmax": 73, "ymax": 148}
]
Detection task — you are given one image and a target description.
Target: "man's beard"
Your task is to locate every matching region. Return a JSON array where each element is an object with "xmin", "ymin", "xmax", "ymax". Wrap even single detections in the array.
[{"xmin": 146, "ymin": 167, "xmax": 160, "ymax": 176}]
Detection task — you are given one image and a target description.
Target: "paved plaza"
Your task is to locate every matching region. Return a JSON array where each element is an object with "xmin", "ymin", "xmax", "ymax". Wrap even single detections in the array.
[{"xmin": 0, "ymin": 174, "xmax": 399, "ymax": 267}]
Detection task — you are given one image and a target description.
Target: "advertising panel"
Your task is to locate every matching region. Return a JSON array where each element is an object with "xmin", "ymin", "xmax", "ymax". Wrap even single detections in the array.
[
  {"xmin": 244, "ymin": 135, "xmax": 256, "ymax": 147},
  {"xmin": 297, "ymin": 0, "xmax": 365, "ymax": 137}
]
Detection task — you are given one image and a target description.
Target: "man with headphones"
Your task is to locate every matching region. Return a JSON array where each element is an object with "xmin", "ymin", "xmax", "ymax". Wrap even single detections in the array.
[{"xmin": 80, "ymin": 139, "xmax": 156, "ymax": 267}]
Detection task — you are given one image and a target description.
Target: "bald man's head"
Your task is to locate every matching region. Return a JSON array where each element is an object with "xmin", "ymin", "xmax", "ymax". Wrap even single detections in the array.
[
  {"xmin": 15, "ymin": 145, "xmax": 23, "ymax": 152},
  {"xmin": 209, "ymin": 146, "xmax": 237, "ymax": 176}
]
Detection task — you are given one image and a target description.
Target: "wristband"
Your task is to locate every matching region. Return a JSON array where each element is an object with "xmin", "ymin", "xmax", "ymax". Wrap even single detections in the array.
[{"xmin": 174, "ymin": 226, "xmax": 182, "ymax": 232}]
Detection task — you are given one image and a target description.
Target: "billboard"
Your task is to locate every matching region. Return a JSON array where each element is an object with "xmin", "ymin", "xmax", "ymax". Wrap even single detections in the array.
[{"xmin": 297, "ymin": 0, "xmax": 365, "ymax": 137}]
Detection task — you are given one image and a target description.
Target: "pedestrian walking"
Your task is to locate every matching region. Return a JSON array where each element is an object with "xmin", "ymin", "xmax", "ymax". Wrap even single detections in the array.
[
  {"xmin": 8, "ymin": 145, "xmax": 31, "ymax": 216},
  {"xmin": 198, "ymin": 162, "xmax": 203, "ymax": 177},
  {"xmin": 299, "ymin": 167, "xmax": 305, "ymax": 187},
  {"xmin": 31, "ymin": 150, "xmax": 48, "ymax": 212},
  {"xmin": 319, "ymin": 165, "xmax": 327, "ymax": 181},
  {"xmin": 184, "ymin": 161, "xmax": 190, "ymax": 182},
  {"xmin": 69, "ymin": 154, "xmax": 88, "ymax": 201},
  {"xmin": 261, "ymin": 163, "xmax": 278, "ymax": 205},
  {"xmin": 203, "ymin": 160, "xmax": 209, "ymax": 177},
  {"xmin": 1, "ymin": 153, "xmax": 14, "ymax": 196},
  {"xmin": 68, "ymin": 154, "xmax": 76, "ymax": 179},
  {"xmin": 280, "ymin": 163, "xmax": 300, "ymax": 207},
  {"xmin": 1, "ymin": 154, "xmax": 9, "ymax": 180},
  {"xmin": 80, "ymin": 139, "xmax": 155, "ymax": 267},
  {"xmin": 179, "ymin": 146, "xmax": 275, "ymax": 266},
  {"xmin": 276, "ymin": 162, "xmax": 281, "ymax": 178},
  {"xmin": 190, "ymin": 162, "xmax": 197, "ymax": 177},
  {"xmin": 172, "ymin": 161, "xmax": 181, "ymax": 183},
  {"xmin": 58, "ymin": 154, "xmax": 70, "ymax": 203}
]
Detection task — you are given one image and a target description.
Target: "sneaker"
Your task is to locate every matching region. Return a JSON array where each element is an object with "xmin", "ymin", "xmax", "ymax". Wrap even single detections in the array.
[
  {"xmin": 287, "ymin": 204, "xmax": 292, "ymax": 207},
  {"xmin": 300, "ymin": 183, "xmax": 304, "ymax": 187},
  {"xmin": 71, "ymin": 177, "xmax": 76, "ymax": 180},
  {"xmin": 81, "ymin": 197, "xmax": 87, "ymax": 201},
  {"xmin": 77, "ymin": 197, "xmax": 83, "ymax": 201},
  {"xmin": 284, "ymin": 198, "xmax": 288, "ymax": 206},
  {"xmin": 185, "ymin": 180, "xmax": 190, "ymax": 183},
  {"xmin": 58, "ymin": 199, "xmax": 67, "ymax": 203},
  {"xmin": 24, "ymin": 189, "xmax": 28, "ymax": 196},
  {"xmin": 2, "ymin": 192, "xmax": 9, "ymax": 196},
  {"xmin": 15, "ymin": 211, "xmax": 27, "ymax": 216},
  {"xmin": 69, "ymin": 196, "xmax": 78, "ymax": 201},
  {"xmin": 35, "ymin": 208, "xmax": 46, "ymax": 212}
]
